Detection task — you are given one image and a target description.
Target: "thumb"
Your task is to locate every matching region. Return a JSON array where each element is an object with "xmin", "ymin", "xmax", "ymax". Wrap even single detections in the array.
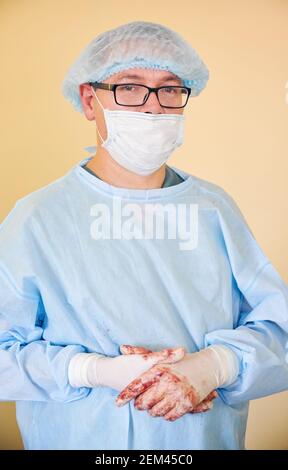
[
  {"xmin": 120, "ymin": 345, "xmax": 152, "ymax": 355},
  {"xmin": 120, "ymin": 345, "xmax": 186, "ymax": 364},
  {"xmin": 144, "ymin": 347, "xmax": 186, "ymax": 365}
]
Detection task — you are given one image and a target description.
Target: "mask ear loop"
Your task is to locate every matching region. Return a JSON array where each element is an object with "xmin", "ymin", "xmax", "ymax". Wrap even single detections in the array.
[
  {"xmin": 145, "ymin": 188, "xmax": 149, "ymax": 203},
  {"xmin": 91, "ymin": 87, "xmax": 105, "ymax": 146}
]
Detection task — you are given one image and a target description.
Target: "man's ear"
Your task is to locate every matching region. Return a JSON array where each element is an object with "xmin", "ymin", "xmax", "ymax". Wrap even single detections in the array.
[{"xmin": 79, "ymin": 83, "xmax": 95, "ymax": 121}]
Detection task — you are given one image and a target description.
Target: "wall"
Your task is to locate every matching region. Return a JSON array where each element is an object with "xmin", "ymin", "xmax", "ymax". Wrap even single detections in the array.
[{"xmin": 0, "ymin": 0, "xmax": 287, "ymax": 449}]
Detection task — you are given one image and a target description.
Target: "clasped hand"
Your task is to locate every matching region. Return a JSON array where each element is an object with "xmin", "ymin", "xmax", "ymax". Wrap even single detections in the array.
[{"xmin": 115, "ymin": 345, "xmax": 219, "ymax": 422}]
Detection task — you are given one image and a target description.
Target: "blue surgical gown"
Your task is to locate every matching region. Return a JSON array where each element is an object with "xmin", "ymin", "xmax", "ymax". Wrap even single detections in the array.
[{"xmin": 0, "ymin": 155, "xmax": 288, "ymax": 450}]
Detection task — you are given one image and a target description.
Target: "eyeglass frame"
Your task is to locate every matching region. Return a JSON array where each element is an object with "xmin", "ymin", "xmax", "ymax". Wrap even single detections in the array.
[{"xmin": 88, "ymin": 81, "xmax": 192, "ymax": 108}]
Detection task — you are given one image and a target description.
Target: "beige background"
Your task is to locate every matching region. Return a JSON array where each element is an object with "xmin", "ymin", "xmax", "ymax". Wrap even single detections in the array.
[{"xmin": 0, "ymin": 0, "xmax": 287, "ymax": 450}]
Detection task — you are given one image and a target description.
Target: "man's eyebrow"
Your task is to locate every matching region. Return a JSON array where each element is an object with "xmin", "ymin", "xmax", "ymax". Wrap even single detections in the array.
[{"xmin": 115, "ymin": 73, "xmax": 182, "ymax": 83}]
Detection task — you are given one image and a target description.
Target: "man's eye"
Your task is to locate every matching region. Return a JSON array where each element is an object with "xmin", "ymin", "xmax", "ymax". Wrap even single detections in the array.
[{"xmin": 122, "ymin": 85, "xmax": 135, "ymax": 91}]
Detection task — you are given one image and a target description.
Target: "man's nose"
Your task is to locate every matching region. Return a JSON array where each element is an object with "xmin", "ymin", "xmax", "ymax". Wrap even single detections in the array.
[{"xmin": 140, "ymin": 90, "xmax": 164, "ymax": 114}]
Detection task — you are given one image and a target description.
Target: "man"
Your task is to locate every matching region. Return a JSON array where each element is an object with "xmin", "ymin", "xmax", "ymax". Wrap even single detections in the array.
[{"xmin": 0, "ymin": 20, "xmax": 288, "ymax": 450}]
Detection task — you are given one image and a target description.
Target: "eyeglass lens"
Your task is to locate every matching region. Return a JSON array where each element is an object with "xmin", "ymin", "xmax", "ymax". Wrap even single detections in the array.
[{"xmin": 115, "ymin": 84, "xmax": 189, "ymax": 107}]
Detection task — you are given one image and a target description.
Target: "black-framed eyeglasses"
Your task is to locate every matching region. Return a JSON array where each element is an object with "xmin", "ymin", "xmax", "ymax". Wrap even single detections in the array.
[{"xmin": 88, "ymin": 82, "xmax": 192, "ymax": 108}]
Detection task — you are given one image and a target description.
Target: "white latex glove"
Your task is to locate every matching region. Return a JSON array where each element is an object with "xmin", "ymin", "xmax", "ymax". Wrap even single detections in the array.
[
  {"xmin": 115, "ymin": 345, "xmax": 239, "ymax": 421},
  {"xmin": 119, "ymin": 345, "xmax": 219, "ymax": 413},
  {"xmin": 68, "ymin": 346, "xmax": 185, "ymax": 391}
]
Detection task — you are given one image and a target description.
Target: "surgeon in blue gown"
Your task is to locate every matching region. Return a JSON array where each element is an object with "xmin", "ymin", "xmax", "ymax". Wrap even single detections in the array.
[{"xmin": 0, "ymin": 21, "xmax": 288, "ymax": 450}]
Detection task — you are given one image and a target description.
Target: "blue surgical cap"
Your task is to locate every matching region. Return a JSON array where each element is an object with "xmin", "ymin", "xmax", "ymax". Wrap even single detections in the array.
[{"xmin": 61, "ymin": 21, "xmax": 210, "ymax": 113}]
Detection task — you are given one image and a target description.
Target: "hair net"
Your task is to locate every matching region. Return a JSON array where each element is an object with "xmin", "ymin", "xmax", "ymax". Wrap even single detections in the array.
[{"xmin": 61, "ymin": 21, "xmax": 209, "ymax": 113}]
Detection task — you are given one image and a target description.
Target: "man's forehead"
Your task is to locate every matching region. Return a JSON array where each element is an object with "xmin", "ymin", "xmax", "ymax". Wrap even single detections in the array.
[{"xmin": 109, "ymin": 69, "xmax": 182, "ymax": 82}]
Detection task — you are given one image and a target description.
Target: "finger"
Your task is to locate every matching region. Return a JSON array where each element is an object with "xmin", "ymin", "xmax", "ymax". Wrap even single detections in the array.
[
  {"xmin": 192, "ymin": 400, "xmax": 214, "ymax": 413},
  {"xmin": 205, "ymin": 390, "xmax": 218, "ymax": 400},
  {"xmin": 164, "ymin": 402, "xmax": 190, "ymax": 422},
  {"xmin": 115, "ymin": 366, "xmax": 168, "ymax": 407},
  {"xmin": 148, "ymin": 398, "xmax": 174, "ymax": 417},
  {"xmin": 134, "ymin": 382, "xmax": 166, "ymax": 410},
  {"xmin": 147, "ymin": 347, "xmax": 186, "ymax": 365},
  {"xmin": 120, "ymin": 345, "xmax": 186, "ymax": 365},
  {"xmin": 189, "ymin": 390, "xmax": 218, "ymax": 414},
  {"xmin": 120, "ymin": 345, "xmax": 152, "ymax": 355}
]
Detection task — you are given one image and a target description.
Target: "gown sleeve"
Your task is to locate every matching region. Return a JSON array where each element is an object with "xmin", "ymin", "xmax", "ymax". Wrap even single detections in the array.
[
  {"xmin": 0, "ymin": 198, "xmax": 90, "ymax": 402},
  {"xmin": 204, "ymin": 188, "xmax": 288, "ymax": 405}
]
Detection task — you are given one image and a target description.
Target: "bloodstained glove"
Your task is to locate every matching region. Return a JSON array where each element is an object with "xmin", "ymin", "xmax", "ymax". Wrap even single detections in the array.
[
  {"xmin": 115, "ymin": 345, "xmax": 239, "ymax": 421},
  {"xmin": 68, "ymin": 346, "xmax": 185, "ymax": 391},
  {"xmin": 119, "ymin": 345, "xmax": 218, "ymax": 414}
]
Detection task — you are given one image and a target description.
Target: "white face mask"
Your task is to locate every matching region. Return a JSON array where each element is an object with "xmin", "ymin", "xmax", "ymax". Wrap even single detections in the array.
[{"xmin": 91, "ymin": 87, "xmax": 185, "ymax": 176}]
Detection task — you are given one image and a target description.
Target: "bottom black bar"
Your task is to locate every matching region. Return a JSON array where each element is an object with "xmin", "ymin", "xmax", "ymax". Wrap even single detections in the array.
[{"xmin": 0, "ymin": 450, "xmax": 287, "ymax": 465}]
